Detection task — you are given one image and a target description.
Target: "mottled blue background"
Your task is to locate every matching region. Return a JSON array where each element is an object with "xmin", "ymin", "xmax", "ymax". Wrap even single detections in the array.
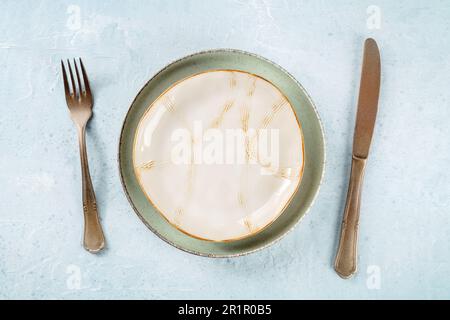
[{"xmin": 1, "ymin": 0, "xmax": 449, "ymax": 299}]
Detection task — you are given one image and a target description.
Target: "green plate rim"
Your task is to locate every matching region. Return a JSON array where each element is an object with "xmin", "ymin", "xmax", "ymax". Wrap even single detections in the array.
[{"xmin": 118, "ymin": 48, "xmax": 326, "ymax": 257}]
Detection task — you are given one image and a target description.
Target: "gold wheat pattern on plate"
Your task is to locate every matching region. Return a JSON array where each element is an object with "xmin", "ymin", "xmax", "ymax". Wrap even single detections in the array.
[
  {"xmin": 247, "ymin": 77, "xmax": 257, "ymax": 96},
  {"xmin": 238, "ymin": 191, "xmax": 247, "ymax": 208},
  {"xmin": 244, "ymin": 136, "xmax": 254, "ymax": 163},
  {"xmin": 246, "ymin": 93, "xmax": 286, "ymax": 163},
  {"xmin": 262, "ymin": 97, "xmax": 287, "ymax": 128},
  {"xmin": 263, "ymin": 165, "xmax": 303, "ymax": 180},
  {"xmin": 162, "ymin": 95, "xmax": 175, "ymax": 113},
  {"xmin": 243, "ymin": 218, "xmax": 254, "ymax": 232},
  {"xmin": 173, "ymin": 207, "xmax": 184, "ymax": 227},
  {"xmin": 137, "ymin": 160, "xmax": 173, "ymax": 172},
  {"xmin": 229, "ymin": 72, "xmax": 237, "ymax": 88},
  {"xmin": 210, "ymin": 100, "xmax": 234, "ymax": 128},
  {"xmin": 241, "ymin": 105, "xmax": 250, "ymax": 133},
  {"xmin": 139, "ymin": 160, "xmax": 155, "ymax": 170}
]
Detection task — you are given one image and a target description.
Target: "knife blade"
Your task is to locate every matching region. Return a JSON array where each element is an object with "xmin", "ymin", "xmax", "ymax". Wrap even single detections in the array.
[{"xmin": 353, "ymin": 38, "xmax": 381, "ymax": 159}]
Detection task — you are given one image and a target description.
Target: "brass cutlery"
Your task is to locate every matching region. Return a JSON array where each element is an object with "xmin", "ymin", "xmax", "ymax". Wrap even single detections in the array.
[
  {"xmin": 61, "ymin": 58, "xmax": 105, "ymax": 253},
  {"xmin": 334, "ymin": 39, "xmax": 381, "ymax": 278}
]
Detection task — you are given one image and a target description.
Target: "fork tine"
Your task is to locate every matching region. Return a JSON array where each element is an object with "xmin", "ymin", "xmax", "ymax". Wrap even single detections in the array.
[
  {"xmin": 79, "ymin": 58, "xmax": 91, "ymax": 97},
  {"xmin": 61, "ymin": 60, "xmax": 71, "ymax": 99},
  {"xmin": 74, "ymin": 58, "xmax": 83, "ymax": 96},
  {"xmin": 67, "ymin": 59, "xmax": 77, "ymax": 98}
]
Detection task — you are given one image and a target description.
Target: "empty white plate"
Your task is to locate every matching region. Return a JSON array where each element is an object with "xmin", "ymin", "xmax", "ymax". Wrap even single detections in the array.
[{"xmin": 133, "ymin": 70, "xmax": 304, "ymax": 241}]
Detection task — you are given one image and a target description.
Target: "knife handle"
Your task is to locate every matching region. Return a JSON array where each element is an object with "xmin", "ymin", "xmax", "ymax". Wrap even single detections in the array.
[{"xmin": 334, "ymin": 156, "xmax": 367, "ymax": 278}]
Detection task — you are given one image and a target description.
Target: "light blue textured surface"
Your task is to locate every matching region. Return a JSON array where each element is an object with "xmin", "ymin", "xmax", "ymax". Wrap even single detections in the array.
[{"xmin": 1, "ymin": 0, "xmax": 449, "ymax": 299}]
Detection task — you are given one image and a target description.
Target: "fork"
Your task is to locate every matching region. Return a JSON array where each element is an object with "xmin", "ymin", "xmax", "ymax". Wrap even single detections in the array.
[{"xmin": 61, "ymin": 58, "xmax": 105, "ymax": 253}]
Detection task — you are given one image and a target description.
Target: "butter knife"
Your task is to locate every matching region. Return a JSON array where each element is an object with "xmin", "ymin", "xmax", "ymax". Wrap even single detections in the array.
[{"xmin": 334, "ymin": 38, "xmax": 381, "ymax": 278}]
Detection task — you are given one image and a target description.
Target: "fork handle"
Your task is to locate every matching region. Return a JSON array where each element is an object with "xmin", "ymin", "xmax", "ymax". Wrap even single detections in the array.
[
  {"xmin": 334, "ymin": 156, "xmax": 366, "ymax": 278},
  {"xmin": 77, "ymin": 125, "xmax": 105, "ymax": 253}
]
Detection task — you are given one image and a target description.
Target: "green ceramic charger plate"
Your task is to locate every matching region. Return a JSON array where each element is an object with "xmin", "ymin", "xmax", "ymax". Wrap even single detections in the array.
[{"xmin": 118, "ymin": 49, "xmax": 325, "ymax": 257}]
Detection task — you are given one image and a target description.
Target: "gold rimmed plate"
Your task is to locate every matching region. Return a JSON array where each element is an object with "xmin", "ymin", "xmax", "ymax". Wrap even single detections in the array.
[{"xmin": 119, "ymin": 49, "xmax": 325, "ymax": 257}]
